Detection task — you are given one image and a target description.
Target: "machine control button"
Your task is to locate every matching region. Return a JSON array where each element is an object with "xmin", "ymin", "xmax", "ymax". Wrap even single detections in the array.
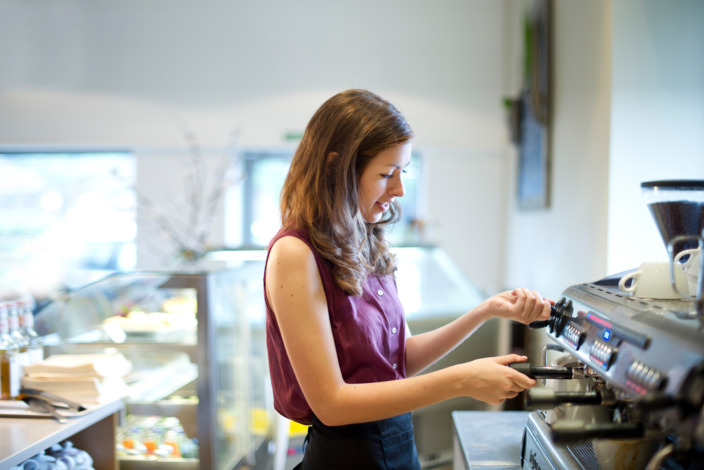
[
  {"xmin": 563, "ymin": 323, "xmax": 586, "ymax": 349},
  {"xmin": 625, "ymin": 360, "xmax": 666, "ymax": 394},
  {"xmin": 590, "ymin": 339, "xmax": 617, "ymax": 370},
  {"xmin": 632, "ymin": 361, "xmax": 645, "ymax": 377}
]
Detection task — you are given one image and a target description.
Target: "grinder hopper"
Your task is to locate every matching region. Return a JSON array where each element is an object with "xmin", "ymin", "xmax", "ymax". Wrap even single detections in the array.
[
  {"xmin": 642, "ymin": 180, "xmax": 704, "ymax": 254},
  {"xmin": 641, "ymin": 180, "xmax": 704, "ymax": 308}
]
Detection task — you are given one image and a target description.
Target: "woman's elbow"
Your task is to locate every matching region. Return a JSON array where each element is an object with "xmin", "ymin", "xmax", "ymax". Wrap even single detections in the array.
[
  {"xmin": 310, "ymin": 403, "xmax": 349, "ymax": 427},
  {"xmin": 308, "ymin": 392, "xmax": 355, "ymax": 427}
]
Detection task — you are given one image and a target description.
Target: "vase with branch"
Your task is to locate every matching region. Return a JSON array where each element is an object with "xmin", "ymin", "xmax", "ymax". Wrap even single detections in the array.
[{"xmin": 132, "ymin": 128, "xmax": 244, "ymax": 270}]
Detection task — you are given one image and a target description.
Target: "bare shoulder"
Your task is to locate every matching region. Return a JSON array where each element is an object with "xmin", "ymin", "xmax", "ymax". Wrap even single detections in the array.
[
  {"xmin": 268, "ymin": 235, "xmax": 315, "ymax": 268},
  {"xmin": 267, "ymin": 236, "xmax": 319, "ymax": 288},
  {"xmin": 266, "ymin": 235, "xmax": 325, "ymax": 316}
]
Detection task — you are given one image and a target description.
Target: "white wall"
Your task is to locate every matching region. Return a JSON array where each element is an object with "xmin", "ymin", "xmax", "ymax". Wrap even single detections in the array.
[
  {"xmin": 503, "ymin": 0, "xmax": 612, "ymax": 300},
  {"xmin": 608, "ymin": 0, "xmax": 704, "ymax": 272},
  {"xmin": 0, "ymin": 0, "xmax": 511, "ymax": 290}
]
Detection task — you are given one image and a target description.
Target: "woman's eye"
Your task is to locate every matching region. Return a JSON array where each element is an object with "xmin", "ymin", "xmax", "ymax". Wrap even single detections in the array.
[{"xmin": 381, "ymin": 169, "xmax": 406, "ymax": 179}]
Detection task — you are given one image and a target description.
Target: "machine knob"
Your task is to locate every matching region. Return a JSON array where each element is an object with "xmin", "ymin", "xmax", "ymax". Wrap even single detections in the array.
[
  {"xmin": 528, "ymin": 297, "xmax": 567, "ymax": 330},
  {"xmin": 528, "ymin": 308, "xmax": 556, "ymax": 330},
  {"xmin": 552, "ymin": 299, "xmax": 572, "ymax": 337},
  {"xmin": 681, "ymin": 361, "xmax": 704, "ymax": 411}
]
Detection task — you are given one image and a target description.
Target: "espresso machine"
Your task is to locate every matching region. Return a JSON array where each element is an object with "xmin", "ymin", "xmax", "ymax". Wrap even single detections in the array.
[{"xmin": 519, "ymin": 180, "xmax": 704, "ymax": 470}]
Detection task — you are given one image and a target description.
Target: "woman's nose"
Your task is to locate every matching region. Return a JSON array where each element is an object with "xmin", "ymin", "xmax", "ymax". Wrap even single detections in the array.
[{"xmin": 390, "ymin": 176, "xmax": 406, "ymax": 198}]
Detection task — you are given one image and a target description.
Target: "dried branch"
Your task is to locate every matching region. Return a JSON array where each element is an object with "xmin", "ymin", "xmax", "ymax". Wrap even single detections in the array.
[{"xmin": 122, "ymin": 126, "xmax": 243, "ymax": 267}]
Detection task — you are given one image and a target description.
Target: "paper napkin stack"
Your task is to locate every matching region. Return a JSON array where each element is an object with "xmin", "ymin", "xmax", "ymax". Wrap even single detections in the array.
[{"xmin": 22, "ymin": 351, "xmax": 132, "ymax": 404}]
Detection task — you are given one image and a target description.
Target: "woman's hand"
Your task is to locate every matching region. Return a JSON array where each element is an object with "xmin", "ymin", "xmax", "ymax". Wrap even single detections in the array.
[
  {"xmin": 454, "ymin": 354, "xmax": 537, "ymax": 405},
  {"xmin": 483, "ymin": 288, "xmax": 553, "ymax": 325}
]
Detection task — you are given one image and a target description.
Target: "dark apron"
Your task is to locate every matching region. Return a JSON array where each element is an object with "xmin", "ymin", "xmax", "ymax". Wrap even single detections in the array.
[{"xmin": 293, "ymin": 413, "xmax": 421, "ymax": 470}]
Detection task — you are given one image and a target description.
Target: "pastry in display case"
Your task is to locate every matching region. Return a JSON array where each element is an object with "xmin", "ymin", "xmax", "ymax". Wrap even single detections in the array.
[{"xmin": 33, "ymin": 262, "xmax": 272, "ymax": 470}]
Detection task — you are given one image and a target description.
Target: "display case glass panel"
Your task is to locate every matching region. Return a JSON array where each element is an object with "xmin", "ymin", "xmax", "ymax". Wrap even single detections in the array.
[{"xmin": 34, "ymin": 263, "xmax": 271, "ymax": 470}]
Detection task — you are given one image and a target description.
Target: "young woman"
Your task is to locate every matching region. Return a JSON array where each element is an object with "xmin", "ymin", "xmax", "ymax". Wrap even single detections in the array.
[{"xmin": 264, "ymin": 89, "xmax": 552, "ymax": 469}]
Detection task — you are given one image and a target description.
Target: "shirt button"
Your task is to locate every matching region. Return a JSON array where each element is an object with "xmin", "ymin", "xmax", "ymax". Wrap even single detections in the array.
[
  {"xmin": 392, "ymin": 327, "xmax": 398, "ymax": 334},
  {"xmin": 392, "ymin": 363, "xmax": 397, "ymax": 370},
  {"xmin": 377, "ymin": 289, "xmax": 384, "ymax": 296}
]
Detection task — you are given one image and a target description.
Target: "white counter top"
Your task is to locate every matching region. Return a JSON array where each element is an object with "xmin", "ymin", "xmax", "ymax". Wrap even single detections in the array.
[{"xmin": 0, "ymin": 398, "xmax": 124, "ymax": 469}]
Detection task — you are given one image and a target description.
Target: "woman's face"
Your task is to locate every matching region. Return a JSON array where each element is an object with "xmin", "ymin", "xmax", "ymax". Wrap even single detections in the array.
[{"xmin": 357, "ymin": 141, "xmax": 413, "ymax": 223}]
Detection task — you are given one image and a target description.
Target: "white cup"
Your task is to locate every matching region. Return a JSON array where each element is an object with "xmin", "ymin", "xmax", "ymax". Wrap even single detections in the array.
[
  {"xmin": 668, "ymin": 235, "xmax": 704, "ymax": 306},
  {"xmin": 618, "ymin": 262, "xmax": 689, "ymax": 299},
  {"xmin": 675, "ymin": 247, "xmax": 701, "ymax": 297}
]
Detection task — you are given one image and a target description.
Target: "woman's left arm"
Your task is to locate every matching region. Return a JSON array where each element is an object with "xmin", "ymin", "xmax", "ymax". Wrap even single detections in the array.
[{"xmin": 405, "ymin": 288, "xmax": 553, "ymax": 376}]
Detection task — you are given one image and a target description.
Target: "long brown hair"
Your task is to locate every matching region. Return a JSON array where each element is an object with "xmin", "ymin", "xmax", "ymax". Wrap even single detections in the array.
[{"xmin": 279, "ymin": 89, "xmax": 414, "ymax": 296}]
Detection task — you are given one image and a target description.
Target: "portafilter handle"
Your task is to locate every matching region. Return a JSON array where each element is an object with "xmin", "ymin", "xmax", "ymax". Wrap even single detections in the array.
[
  {"xmin": 550, "ymin": 420, "xmax": 644, "ymax": 443},
  {"xmin": 509, "ymin": 363, "xmax": 589, "ymax": 380},
  {"xmin": 524, "ymin": 387, "xmax": 602, "ymax": 409}
]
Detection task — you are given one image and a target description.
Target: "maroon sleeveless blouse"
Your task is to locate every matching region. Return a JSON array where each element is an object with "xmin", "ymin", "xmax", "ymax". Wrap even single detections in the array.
[{"xmin": 264, "ymin": 228, "xmax": 408, "ymax": 425}]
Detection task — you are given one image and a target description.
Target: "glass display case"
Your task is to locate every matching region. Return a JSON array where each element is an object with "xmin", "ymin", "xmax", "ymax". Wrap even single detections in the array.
[{"xmin": 34, "ymin": 260, "xmax": 271, "ymax": 470}]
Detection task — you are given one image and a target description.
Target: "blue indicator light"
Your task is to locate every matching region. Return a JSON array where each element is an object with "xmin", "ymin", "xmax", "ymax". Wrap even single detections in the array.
[{"xmin": 603, "ymin": 330, "xmax": 611, "ymax": 341}]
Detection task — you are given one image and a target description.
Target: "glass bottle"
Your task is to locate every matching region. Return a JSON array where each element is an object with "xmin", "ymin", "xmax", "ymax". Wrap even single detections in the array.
[
  {"xmin": 16, "ymin": 299, "xmax": 44, "ymax": 365},
  {"xmin": 161, "ymin": 417, "xmax": 186, "ymax": 458},
  {"xmin": 5, "ymin": 302, "xmax": 30, "ymax": 373},
  {"xmin": 0, "ymin": 303, "xmax": 21, "ymax": 399},
  {"xmin": 143, "ymin": 422, "xmax": 163, "ymax": 456}
]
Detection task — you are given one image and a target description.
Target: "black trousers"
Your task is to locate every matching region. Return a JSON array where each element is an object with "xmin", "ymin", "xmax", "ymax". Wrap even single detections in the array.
[{"xmin": 293, "ymin": 413, "xmax": 421, "ymax": 470}]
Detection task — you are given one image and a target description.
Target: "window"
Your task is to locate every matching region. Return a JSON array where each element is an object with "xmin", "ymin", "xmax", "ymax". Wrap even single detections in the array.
[
  {"xmin": 0, "ymin": 151, "xmax": 136, "ymax": 296},
  {"xmin": 242, "ymin": 150, "xmax": 294, "ymax": 247}
]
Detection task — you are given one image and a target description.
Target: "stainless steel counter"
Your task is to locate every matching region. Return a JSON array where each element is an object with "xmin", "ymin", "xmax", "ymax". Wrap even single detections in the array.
[{"xmin": 452, "ymin": 411, "xmax": 529, "ymax": 470}]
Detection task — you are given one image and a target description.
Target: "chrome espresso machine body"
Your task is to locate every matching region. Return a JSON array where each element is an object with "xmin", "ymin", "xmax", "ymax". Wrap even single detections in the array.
[
  {"xmin": 521, "ymin": 281, "xmax": 704, "ymax": 469},
  {"xmin": 520, "ymin": 181, "xmax": 704, "ymax": 470}
]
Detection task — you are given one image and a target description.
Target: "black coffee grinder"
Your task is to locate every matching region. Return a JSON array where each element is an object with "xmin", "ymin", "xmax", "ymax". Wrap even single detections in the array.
[{"xmin": 641, "ymin": 179, "xmax": 704, "ymax": 315}]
